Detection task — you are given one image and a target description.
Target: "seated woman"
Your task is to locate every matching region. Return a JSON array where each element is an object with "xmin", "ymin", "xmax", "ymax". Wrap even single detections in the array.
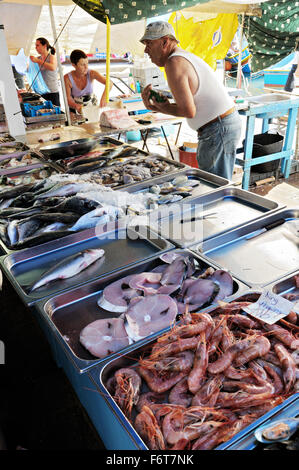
[
  {"xmin": 30, "ymin": 37, "xmax": 60, "ymax": 106},
  {"xmin": 64, "ymin": 49, "xmax": 113, "ymax": 114}
]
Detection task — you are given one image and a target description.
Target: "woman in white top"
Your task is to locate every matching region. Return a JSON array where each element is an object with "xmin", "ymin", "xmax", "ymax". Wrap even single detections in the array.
[
  {"xmin": 30, "ymin": 37, "xmax": 60, "ymax": 106},
  {"xmin": 64, "ymin": 49, "xmax": 113, "ymax": 114}
]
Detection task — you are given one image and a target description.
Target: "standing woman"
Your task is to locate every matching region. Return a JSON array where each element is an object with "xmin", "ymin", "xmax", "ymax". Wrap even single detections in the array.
[
  {"xmin": 64, "ymin": 49, "xmax": 112, "ymax": 114},
  {"xmin": 30, "ymin": 37, "xmax": 60, "ymax": 106}
]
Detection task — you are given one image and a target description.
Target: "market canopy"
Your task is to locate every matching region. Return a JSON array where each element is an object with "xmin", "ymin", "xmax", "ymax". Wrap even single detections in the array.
[
  {"xmin": 244, "ymin": 0, "xmax": 299, "ymax": 72},
  {"xmin": 71, "ymin": 0, "xmax": 258, "ymax": 24}
]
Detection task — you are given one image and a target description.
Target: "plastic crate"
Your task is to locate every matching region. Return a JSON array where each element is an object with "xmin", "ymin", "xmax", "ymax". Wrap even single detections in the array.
[{"xmin": 22, "ymin": 100, "xmax": 61, "ymax": 117}]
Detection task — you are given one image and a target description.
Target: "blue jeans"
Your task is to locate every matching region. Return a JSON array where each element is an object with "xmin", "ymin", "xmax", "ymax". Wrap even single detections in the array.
[{"xmin": 196, "ymin": 111, "xmax": 242, "ymax": 180}]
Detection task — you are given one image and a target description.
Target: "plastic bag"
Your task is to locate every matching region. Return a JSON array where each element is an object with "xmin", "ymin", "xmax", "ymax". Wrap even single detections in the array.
[{"xmin": 26, "ymin": 59, "xmax": 50, "ymax": 95}]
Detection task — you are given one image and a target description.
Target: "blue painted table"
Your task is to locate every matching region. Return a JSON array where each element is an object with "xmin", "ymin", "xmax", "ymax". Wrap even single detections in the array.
[{"xmin": 236, "ymin": 95, "xmax": 299, "ymax": 190}]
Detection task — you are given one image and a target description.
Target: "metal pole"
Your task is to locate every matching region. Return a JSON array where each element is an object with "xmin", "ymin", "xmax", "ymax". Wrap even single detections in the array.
[
  {"xmin": 48, "ymin": 0, "xmax": 72, "ymax": 126},
  {"xmin": 106, "ymin": 16, "xmax": 111, "ymax": 103},
  {"xmin": 237, "ymin": 13, "xmax": 244, "ymax": 89},
  {"xmin": 0, "ymin": 24, "xmax": 26, "ymax": 141}
]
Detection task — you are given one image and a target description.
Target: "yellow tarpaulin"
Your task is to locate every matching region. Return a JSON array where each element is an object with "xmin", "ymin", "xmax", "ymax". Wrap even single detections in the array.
[{"xmin": 169, "ymin": 11, "xmax": 239, "ymax": 70}]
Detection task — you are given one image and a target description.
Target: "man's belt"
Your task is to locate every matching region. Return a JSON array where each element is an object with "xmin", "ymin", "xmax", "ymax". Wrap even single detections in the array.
[{"xmin": 197, "ymin": 107, "xmax": 236, "ymax": 135}]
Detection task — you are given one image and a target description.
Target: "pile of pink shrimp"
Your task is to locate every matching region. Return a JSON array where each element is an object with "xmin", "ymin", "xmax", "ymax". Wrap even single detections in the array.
[{"xmin": 106, "ymin": 299, "xmax": 299, "ymax": 450}]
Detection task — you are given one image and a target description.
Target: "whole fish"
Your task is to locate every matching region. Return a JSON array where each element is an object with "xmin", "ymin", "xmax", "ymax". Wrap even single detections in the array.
[
  {"xmin": 67, "ymin": 160, "xmax": 107, "ymax": 174},
  {"xmin": 7, "ymin": 219, "xmax": 19, "ymax": 246},
  {"xmin": 0, "ymin": 197, "xmax": 14, "ymax": 209},
  {"xmin": 27, "ymin": 212, "xmax": 79, "ymax": 224},
  {"xmin": 69, "ymin": 210, "xmax": 110, "ymax": 232},
  {"xmin": 70, "ymin": 205, "xmax": 122, "ymax": 232},
  {"xmin": 30, "ymin": 248, "xmax": 105, "ymax": 291},
  {"xmin": 35, "ymin": 182, "xmax": 93, "ymax": 199},
  {"xmin": 47, "ymin": 196, "xmax": 100, "ymax": 215},
  {"xmin": 67, "ymin": 155, "xmax": 109, "ymax": 169},
  {"xmin": 17, "ymin": 219, "xmax": 41, "ymax": 243},
  {"xmin": 34, "ymin": 222, "xmax": 67, "ymax": 235},
  {"xmin": 0, "ymin": 183, "xmax": 35, "ymax": 200}
]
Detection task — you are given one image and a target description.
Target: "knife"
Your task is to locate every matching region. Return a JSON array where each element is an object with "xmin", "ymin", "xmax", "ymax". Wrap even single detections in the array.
[{"xmin": 246, "ymin": 218, "xmax": 286, "ymax": 240}]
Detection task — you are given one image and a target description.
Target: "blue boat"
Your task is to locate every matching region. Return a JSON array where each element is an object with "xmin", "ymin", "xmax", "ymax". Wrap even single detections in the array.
[{"xmin": 264, "ymin": 52, "xmax": 296, "ymax": 87}]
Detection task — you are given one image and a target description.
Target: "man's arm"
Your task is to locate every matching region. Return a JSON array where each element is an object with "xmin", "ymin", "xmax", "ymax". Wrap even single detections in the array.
[{"xmin": 141, "ymin": 56, "xmax": 196, "ymax": 118}]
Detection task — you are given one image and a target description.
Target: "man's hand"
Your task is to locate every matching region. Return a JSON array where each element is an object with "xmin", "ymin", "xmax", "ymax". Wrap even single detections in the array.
[{"xmin": 141, "ymin": 84, "xmax": 169, "ymax": 112}]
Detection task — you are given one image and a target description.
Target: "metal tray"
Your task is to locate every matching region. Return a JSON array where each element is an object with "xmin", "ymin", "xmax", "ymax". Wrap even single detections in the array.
[
  {"xmin": 118, "ymin": 167, "xmax": 230, "ymax": 199},
  {"xmin": 270, "ymin": 271, "xmax": 299, "ymax": 297},
  {"xmin": 149, "ymin": 186, "xmax": 283, "ymax": 248},
  {"xmin": 0, "ymin": 163, "xmax": 59, "ymax": 192},
  {"xmin": 39, "ymin": 136, "xmax": 101, "ymax": 161},
  {"xmin": 221, "ymin": 394, "xmax": 299, "ymax": 450},
  {"xmin": 34, "ymin": 248, "xmax": 244, "ymax": 373},
  {"xmin": 86, "ymin": 290, "xmax": 298, "ymax": 450},
  {"xmin": 0, "ymin": 141, "xmax": 30, "ymax": 160},
  {"xmin": 191, "ymin": 208, "xmax": 299, "ymax": 288},
  {"xmin": 0, "ymin": 162, "xmax": 46, "ymax": 177},
  {"xmin": 0, "ymin": 133, "xmax": 15, "ymax": 145},
  {"xmin": 0, "ymin": 223, "xmax": 173, "ymax": 306}
]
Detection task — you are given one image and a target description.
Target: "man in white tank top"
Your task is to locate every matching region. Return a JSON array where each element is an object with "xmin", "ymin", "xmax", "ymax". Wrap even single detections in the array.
[{"xmin": 140, "ymin": 21, "xmax": 242, "ymax": 180}]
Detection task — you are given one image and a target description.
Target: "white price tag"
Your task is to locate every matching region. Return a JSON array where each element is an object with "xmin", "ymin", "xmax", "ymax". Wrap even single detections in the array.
[{"xmin": 243, "ymin": 290, "xmax": 294, "ymax": 325}]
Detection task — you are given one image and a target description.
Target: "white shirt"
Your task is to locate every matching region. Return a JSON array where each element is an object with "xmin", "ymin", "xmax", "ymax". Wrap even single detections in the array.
[{"xmin": 170, "ymin": 49, "xmax": 234, "ymax": 130}]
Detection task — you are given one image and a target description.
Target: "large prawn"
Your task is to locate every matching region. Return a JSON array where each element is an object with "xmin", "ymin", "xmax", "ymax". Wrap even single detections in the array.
[
  {"xmin": 162, "ymin": 406, "xmax": 227, "ymax": 445},
  {"xmin": 114, "ymin": 368, "xmax": 142, "ymax": 419},
  {"xmin": 274, "ymin": 343, "xmax": 297, "ymax": 394},
  {"xmin": 187, "ymin": 332, "xmax": 208, "ymax": 394},
  {"xmin": 134, "ymin": 405, "xmax": 166, "ymax": 450}
]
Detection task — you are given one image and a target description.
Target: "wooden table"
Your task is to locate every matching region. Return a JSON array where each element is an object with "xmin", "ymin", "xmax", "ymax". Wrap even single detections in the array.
[{"xmin": 80, "ymin": 113, "xmax": 184, "ymax": 160}]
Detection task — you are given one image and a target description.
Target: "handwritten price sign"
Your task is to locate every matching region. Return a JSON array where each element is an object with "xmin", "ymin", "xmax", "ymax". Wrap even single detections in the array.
[{"xmin": 243, "ymin": 290, "xmax": 294, "ymax": 325}]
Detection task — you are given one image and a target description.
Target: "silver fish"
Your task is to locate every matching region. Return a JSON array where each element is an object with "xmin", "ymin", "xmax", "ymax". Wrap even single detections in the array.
[
  {"xmin": 35, "ymin": 182, "xmax": 93, "ymax": 199},
  {"xmin": 70, "ymin": 205, "xmax": 122, "ymax": 232},
  {"xmin": 7, "ymin": 219, "xmax": 19, "ymax": 245},
  {"xmin": 30, "ymin": 248, "xmax": 105, "ymax": 291}
]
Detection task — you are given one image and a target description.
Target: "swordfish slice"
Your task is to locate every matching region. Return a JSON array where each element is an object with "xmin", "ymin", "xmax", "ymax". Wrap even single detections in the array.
[{"xmin": 30, "ymin": 248, "xmax": 105, "ymax": 292}]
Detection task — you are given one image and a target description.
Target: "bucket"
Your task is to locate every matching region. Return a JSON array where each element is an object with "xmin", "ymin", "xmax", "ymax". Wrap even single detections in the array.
[
  {"xmin": 243, "ymin": 132, "xmax": 284, "ymax": 173},
  {"xmin": 179, "ymin": 145, "xmax": 198, "ymax": 168},
  {"xmin": 126, "ymin": 130, "xmax": 141, "ymax": 141}
]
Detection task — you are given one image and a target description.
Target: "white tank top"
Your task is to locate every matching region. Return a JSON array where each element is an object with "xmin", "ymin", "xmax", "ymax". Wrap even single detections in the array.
[{"xmin": 169, "ymin": 50, "xmax": 234, "ymax": 130}]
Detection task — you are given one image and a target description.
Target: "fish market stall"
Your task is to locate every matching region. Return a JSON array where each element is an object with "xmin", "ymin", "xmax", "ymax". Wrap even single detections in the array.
[
  {"xmin": 79, "ymin": 290, "xmax": 299, "ymax": 450},
  {"xmin": 34, "ymin": 249, "xmax": 244, "ymax": 373}
]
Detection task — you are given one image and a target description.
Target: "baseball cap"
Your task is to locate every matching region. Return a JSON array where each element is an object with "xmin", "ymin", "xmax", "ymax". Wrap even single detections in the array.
[{"xmin": 140, "ymin": 21, "xmax": 179, "ymax": 44}]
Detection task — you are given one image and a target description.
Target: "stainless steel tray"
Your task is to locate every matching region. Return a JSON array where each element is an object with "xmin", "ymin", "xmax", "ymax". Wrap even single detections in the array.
[
  {"xmin": 0, "ymin": 223, "xmax": 173, "ymax": 306},
  {"xmin": 191, "ymin": 208, "xmax": 299, "ymax": 288},
  {"xmin": 270, "ymin": 271, "xmax": 299, "ymax": 303},
  {"xmin": 149, "ymin": 186, "xmax": 283, "ymax": 248},
  {"xmin": 0, "ymin": 141, "xmax": 30, "ymax": 160},
  {"xmin": 34, "ymin": 248, "xmax": 245, "ymax": 373},
  {"xmin": 118, "ymin": 167, "xmax": 230, "ymax": 199},
  {"xmin": 87, "ymin": 290, "xmax": 298, "ymax": 450},
  {"xmin": 220, "ymin": 394, "xmax": 299, "ymax": 450}
]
